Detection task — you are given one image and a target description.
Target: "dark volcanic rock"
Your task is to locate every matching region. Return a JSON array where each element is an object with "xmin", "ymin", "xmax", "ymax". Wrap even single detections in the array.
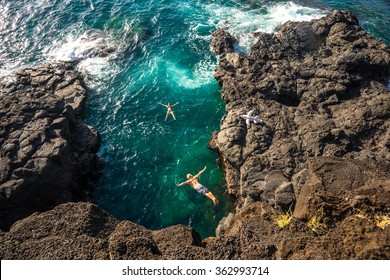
[
  {"xmin": 152, "ymin": 225, "xmax": 203, "ymax": 259},
  {"xmin": 0, "ymin": 202, "xmax": 116, "ymax": 259},
  {"xmin": 211, "ymin": 10, "xmax": 390, "ymax": 209},
  {"xmin": 0, "ymin": 202, "xmax": 211, "ymax": 260},
  {"xmin": 294, "ymin": 157, "xmax": 390, "ymax": 220},
  {"xmin": 209, "ymin": 10, "xmax": 390, "ymax": 259},
  {"xmin": 108, "ymin": 221, "xmax": 161, "ymax": 260},
  {"xmin": 211, "ymin": 28, "xmax": 237, "ymax": 55},
  {"xmin": 213, "ymin": 158, "xmax": 390, "ymax": 260},
  {"xmin": 0, "ymin": 62, "xmax": 100, "ymax": 229}
]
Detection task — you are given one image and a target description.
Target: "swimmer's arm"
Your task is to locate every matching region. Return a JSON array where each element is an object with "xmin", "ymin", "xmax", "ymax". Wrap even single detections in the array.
[
  {"xmin": 158, "ymin": 102, "xmax": 167, "ymax": 107},
  {"xmin": 171, "ymin": 102, "xmax": 179, "ymax": 107},
  {"xmin": 177, "ymin": 179, "xmax": 192, "ymax": 186},
  {"xmin": 194, "ymin": 166, "xmax": 206, "ymax": 179}
]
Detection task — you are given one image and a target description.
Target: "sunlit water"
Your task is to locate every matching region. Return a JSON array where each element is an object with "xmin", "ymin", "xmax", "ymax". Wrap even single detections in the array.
[{"xmin": 1, "ymin": 0, "xmax": 388, "ymax": 237}]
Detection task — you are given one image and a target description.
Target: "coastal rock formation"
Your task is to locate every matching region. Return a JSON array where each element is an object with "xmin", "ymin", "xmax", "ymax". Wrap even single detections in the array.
[
  {"xmin": 207, "ymin": 10, "xmax": 390, "ymax": 258},
  {"xmin": 0, "ymin": 62, "xmax": 100, "ymax": 229},
  {"xmin": 0, "ymin": 202, "xmax": 208, "ymax": 260},
  {"xmin": 0, "ymin": 203, "xmax": 116, "ymax": 259},
  {"xmin": 211, "ymin": 10, "xmax": 390, "ymax": 209},
  {"xmin": 1, "ymin": 158, "xmax": 389, "ymax": 260},
  {"xmin": 211, "ymin": 157, "xmax": 390, "ymax": 259},
  {"xmin": 0, "ymin": 10, "xmax": 389, "ymax": 260}
]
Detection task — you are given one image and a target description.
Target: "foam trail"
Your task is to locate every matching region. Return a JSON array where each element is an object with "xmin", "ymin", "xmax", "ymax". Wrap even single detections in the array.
[{"xmin": 49, "ymin": 29, "xmax": 116, "ymax": 62}]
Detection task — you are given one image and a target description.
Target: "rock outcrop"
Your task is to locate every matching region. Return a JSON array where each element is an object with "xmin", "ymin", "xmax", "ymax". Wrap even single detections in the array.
[
  {"xmin": 211, "ymin": 10, "xmax": 389, "ymax": 208},
  {"xmin": 0, "ymin": 10, "xmax": 389, "ymax": 260},
  {"xmin": 2, "ymin": 157, "xmax": 389, "ymax": 259},
  {"xmin": 0, "ymin": 62, "xmax": 100, "ymax": 229},
  {"xmin": 210, "ymin": 157, "xmax": 390, "ymax": 259},
  {"xmin": 0, "ymin": 202, "xmax": 207, "ymax": 260},
  {"xmin": 207, "ymin": 10, "xmax": 390, "ymax": 258}
]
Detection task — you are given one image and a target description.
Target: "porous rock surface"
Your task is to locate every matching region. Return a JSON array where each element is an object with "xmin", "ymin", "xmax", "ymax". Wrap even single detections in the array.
[
  {"xmin": 211, "ymin": 10, "xmax": 390, "ymax": 210},
  {"xmin": 1, "ymin": 11, "xmax": 389, "ymax": 259},
  {"xmin": 0, "ymin": 62, "xmax": 100, "ymax": 228},
  {"xmin": 208, "ymin": 10, "xmax": 390, "ymax": 259},
  {"xmin": 0, "ymin": 202, "xmax": 208, "ymax": 260}
]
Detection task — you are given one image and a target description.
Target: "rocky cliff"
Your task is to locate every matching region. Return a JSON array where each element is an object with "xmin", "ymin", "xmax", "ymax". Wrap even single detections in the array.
[
  {"xmin": 208, "ymin": 10, "xmax": 390, "ymax": 258},
  {"xmin": 1, "ymin": 10, "xmax": 389, "ymax": 259},
  {"xmin": 0, "ymin": 62, "xmax": 100, "ymax": 229}
]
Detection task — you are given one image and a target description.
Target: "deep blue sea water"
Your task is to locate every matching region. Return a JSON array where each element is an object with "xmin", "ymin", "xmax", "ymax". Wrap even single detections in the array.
[{"xmin": 1, "ymin": 0, "xmax": 389, "ymax": 238}]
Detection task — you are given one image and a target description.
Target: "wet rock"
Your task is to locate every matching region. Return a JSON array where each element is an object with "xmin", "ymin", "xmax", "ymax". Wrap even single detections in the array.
[
  {"xmin": 75, "ymin": 28, "xmax": 116, "ymax": 59},
  {"xmin": 211, "ymin": 28, "xmax": 237, "ymax": 55}
]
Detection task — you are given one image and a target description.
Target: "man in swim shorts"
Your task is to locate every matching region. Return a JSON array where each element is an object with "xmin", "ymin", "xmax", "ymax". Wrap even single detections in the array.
[
  {"xmin": 159, "ymin": 102, "xmax": 178, "ymax": 121},
  {"xmin": 177, "ymin": 166, "xmax": 219, "ymax": 205}
]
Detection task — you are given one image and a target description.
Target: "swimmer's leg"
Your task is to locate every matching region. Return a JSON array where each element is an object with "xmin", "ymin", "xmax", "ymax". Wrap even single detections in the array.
[
  {"xmin": 205, "ymin": 192, "xmax": 218, "ymax": 205},
  {"xmin": 171, "ymin": 111, "xmax": 176, "ymax": 120},
  {"xmin": 164, "ymin": 110, "xmax": 169, "ymax": 121}
]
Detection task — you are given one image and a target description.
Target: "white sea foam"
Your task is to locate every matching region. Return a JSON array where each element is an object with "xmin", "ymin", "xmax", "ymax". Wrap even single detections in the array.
[
  {"xmin": 165, "ymin": 58, "xmax": 216, "ymax": 89},
  {"xmin": 47, "ymin": 28, "xmax": 124, "ymax": 88},
  {"xmin": 267, "ymin": 2, "xmax": 325, "ymax": 28},
  {"xmin": 48, "ymin": 29, "xmax": 117, "ymax": 61},
  {"xmin": 178, "ymin": 1, "xmax": 325, "ymax": 88},
  {"xmin": 203, "ymin": 1, "xmax": 326, "ymax": 53},
  {"xmin": 89, "ymin": 0, "xmax": 94, "ymax": 10}
]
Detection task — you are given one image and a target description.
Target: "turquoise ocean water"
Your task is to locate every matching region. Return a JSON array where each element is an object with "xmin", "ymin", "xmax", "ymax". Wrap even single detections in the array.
[{"xmin": 1, "ymin": 0, "xmax": 389, "ymax": 238}]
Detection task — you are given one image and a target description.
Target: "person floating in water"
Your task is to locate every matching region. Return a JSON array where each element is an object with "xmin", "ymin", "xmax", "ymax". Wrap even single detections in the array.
[
  {"xmin": 176, "ymin": 166, "xmax": 219, "ymax": 205},
  {"xmin": 159, "ymin": 102, "xmax": 179, "ymax": 121}
]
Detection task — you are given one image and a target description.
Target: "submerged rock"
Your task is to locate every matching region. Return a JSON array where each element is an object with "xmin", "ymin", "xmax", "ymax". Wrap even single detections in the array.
[{"xmin": 76, "ymin": 28, "xmax": 116, "ymax": 59}]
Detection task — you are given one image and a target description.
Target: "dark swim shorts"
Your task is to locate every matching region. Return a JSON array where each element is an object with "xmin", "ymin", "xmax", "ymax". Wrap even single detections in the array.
[{"xmin": 195, "ymin": 184, "xmax": 209, "ymax": 195}]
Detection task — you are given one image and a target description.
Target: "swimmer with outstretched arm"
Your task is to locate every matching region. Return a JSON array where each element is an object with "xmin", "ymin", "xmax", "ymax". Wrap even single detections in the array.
[
  {"xmin": 158, "ymin": 102, "xmax": 179, "ymax": 121},
  {"xmin": 177, "ymin": 166, "xmax": 219, "ymax": 205}
]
